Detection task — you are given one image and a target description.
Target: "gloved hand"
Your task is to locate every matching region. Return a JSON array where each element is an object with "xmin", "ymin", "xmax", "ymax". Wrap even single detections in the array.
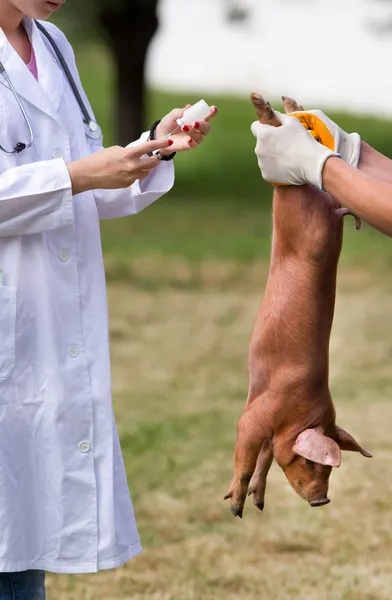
[
  {"xmin": 251, "ymin": 113, "xmax": 340, "ymax": 189},
  {"xmin": 288, "ymin": 110, "xmax": 361, "ymax": 168}
]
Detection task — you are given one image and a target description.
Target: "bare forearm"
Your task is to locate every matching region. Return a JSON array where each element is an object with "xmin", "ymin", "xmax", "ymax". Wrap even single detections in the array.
[
  {"xmin": 358, "ymin": 142, "xmax": 392, "ymax": 184},
  {"xmin": 322, "ymin": 156, "xmax": 392, "ymax": 237}
]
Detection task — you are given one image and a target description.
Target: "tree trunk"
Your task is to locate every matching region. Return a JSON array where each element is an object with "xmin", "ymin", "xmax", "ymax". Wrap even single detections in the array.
[{"xmin": 98, "ymin": 2, "xmax": 159, "ymax": 145}]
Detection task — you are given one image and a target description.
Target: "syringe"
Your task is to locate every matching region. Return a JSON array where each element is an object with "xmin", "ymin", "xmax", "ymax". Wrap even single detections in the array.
[{"xmin": 151, "ymin": 99, "xmax": 213, "ymax": 154}]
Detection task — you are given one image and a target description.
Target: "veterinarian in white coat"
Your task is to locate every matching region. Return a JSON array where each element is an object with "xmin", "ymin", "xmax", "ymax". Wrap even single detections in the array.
[{"xmin": 0, "ymin": 0, "xmax": 217, "ymax": 595}]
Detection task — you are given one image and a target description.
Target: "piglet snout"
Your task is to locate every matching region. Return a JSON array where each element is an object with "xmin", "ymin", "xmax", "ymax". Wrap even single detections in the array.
[{"xmin": 309, "ymin": 497, "xmax": 331, "ymax": 508}]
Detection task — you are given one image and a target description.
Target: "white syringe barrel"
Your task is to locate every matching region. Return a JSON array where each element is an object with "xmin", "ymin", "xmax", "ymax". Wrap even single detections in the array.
[{"xmin": 176, "ymin": 100, "xmax": 211, "ymax": 127}]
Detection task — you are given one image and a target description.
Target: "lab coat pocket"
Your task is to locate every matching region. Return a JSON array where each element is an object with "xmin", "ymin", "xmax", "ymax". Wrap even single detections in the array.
[{"xmin": 0, "ymin": 286, "xmax": 17, "ymax": 381}]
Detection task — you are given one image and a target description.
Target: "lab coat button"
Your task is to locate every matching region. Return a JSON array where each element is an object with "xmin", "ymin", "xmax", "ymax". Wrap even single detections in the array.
[
  {"xmin": 53, "ymin": 148, "xmax": 63, "ymax": 159},
  {"xmin": 78, "ymin": 441, "xmax": 90, "ymax": 453},
  {"xmin": 59, "ymin": 249, "xmax": 69, "ymax": 262},
  {"xmin": 68, "ymin": 345, "xmax": 79, "ymax": 358}
]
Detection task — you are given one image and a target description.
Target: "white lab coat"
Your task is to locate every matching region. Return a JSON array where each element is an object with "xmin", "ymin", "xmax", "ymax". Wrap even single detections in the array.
[{"xmin": 0, "ymin": 18, "xmax": 174, "ymax": 574}]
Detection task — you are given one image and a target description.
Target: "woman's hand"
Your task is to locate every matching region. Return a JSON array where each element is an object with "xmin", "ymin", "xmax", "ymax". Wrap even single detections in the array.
[
  {"xmin": 155, "ymin": 104, "xmax": 218, "ymax": 155},
  {"xmin": 67, "ymin": 138, "xmax": 174, "ymax": 195}
]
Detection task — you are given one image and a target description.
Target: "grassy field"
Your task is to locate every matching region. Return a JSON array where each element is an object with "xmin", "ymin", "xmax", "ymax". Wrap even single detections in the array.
[
  {"xmin": 47, "ymin": 44, "xmax": 392, "ymax": 599},
  {"xmin": 46, "ymin": 269, "xmax": 392, "ymax": 600}
]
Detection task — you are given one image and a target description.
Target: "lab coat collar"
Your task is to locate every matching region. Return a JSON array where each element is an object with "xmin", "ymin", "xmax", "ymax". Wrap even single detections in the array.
[{"xmin": 0, "ymin": 17, "xmax": 64, "ymax": 126}]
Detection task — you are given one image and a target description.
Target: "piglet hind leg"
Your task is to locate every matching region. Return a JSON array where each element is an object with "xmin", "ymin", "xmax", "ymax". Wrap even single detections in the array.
[
  {"xmin": 282, "ymin": 96, "xmax": 304, "ymax": 113},
  {"xmin": 247, "ymin": 440, "xmax": 274, "ymax": 511},
  {"xmin": 250, "ymin": 93, "xmax": 282, "ymax": 127}
]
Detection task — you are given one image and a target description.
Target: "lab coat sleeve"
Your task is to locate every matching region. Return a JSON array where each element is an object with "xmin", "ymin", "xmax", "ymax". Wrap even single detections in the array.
[
  {"xmin": 0, "ymin": 158, "xmax": 73, "ymax": 237},
  {"xmin": 43, "ymin": 23, "xmax": 175, "ymax": 221}
]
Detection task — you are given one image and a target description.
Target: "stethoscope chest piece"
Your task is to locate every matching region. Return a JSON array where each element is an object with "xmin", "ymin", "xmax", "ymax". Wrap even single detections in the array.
[{"xmin": 85, "ymin": 120, "xmax": 102, "ymax": 140}]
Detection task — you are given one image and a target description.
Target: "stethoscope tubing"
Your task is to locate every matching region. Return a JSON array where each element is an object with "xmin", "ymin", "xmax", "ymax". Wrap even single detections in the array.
[
  {"xmin": 35, "ymin": 20, "xmax": 94, "ymax": 129},
  {"xmin": 0, "ymin": 61, "xmax": 34, "ymax": 154}
]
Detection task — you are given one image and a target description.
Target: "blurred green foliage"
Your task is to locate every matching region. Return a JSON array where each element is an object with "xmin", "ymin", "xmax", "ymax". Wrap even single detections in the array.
[{"xmin": 52, "ymin": 1, "xmax": 159, "ymax": 47}]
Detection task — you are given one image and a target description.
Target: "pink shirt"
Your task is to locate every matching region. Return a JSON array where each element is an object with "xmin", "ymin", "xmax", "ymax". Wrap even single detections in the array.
[{"xmin": 27, "ymin": 46, "xmax": 38, "ymax": 80}]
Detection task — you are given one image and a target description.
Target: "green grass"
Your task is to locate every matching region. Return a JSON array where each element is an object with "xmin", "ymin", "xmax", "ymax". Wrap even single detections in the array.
[{"xmin": 46, "ymin": 279, "xmax": 392, "ymax": 600}]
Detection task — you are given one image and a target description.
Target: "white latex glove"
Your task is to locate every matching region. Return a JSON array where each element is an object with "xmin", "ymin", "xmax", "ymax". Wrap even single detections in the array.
[
  {"xmin": 289, "ymin": 109, "xmax": 361, "ymax": 168},
  {"xmin": 251, "ymin": 112, "xmax": 340, "ymax": 189}
]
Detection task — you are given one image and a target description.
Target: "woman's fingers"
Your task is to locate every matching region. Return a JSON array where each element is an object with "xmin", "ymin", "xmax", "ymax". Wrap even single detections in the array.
[
  {"xmin": 179, "ymin": 119, "xmax": 212, "ymax": 147},
  {"xmin": 195, "ymin": 120, "xmax": 212, "ymax": 135},
  {"xmin": 133, "ymin": 156, "xmax": 160, "ymax": 181},
  {"xmin": 186, "ymin": 137, "xmax": 197, "ymax": 150},
  {"xmin": 155, "ymin": 104, "xmax": 217, "ymax": 153},
  {"xmin": 180, "ymin": 124, "xmax": 203, "ymax": 145},
  {"xmin": 137, "ymin": 156, "xmax": 160, "ymax": 170},
  {"xmin": 136, "ymin": 164, "xmax": 158, "ymax": 180},
  {"xmin": 204, "ymin": 105, "xmax": 218, "ymax": 122},
  {"xmin": 132, "ymin": 137, "xmax": 174, "ymax": 159}
]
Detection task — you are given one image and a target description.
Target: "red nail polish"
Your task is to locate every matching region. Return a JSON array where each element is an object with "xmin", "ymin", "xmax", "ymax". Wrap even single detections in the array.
[
  {"xmin": 212, "ymin": 106, "xmax": 218, "ymax": 113},
  {"xmin": 183, "ymin": 125, "xmax": 190, "ymax": 132},
  {"xmin": 194, "ymin": 121, "xmax": 200, "ymax": 129},
  {"xmin": 168, "ymin": 139, "xmax": 174, "ymax": 146},
  {"xmin": 188, "ymin": 137, "xmax": 193, "ymax": 144}
]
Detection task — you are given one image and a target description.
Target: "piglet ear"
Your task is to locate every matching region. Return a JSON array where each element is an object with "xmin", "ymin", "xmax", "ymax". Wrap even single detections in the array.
[
  {"xmin": 293, "ymin": 428, "xmax": 341, "ymax": 468},
  {"xmin": 336, "ymin": 426, "xmax": 372, "ymax": 458}
]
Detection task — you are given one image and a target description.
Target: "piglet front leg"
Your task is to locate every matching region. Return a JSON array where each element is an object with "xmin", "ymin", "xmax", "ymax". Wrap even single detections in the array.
[
  {"xmin": 224, "ymin": 410, "xmax": 269, "ymax": 518},
  {"xmin": 247, "ymin": 439, "xmax": 274, "ymax": 511}
]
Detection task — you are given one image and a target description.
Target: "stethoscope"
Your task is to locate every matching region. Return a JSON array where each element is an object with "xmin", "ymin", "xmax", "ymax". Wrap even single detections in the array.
[{"xmin": 0, "ymin": 20, "xmax": 102, "ymax": 155}]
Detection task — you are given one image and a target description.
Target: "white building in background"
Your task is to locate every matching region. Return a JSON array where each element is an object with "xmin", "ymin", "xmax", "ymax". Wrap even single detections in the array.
[{"xmin": 147, "ymin": 0, "xmax": 392, "ymax": 118}]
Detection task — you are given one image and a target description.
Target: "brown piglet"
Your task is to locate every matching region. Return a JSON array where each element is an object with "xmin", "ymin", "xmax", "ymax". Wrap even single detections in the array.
[{"xmin": 225, "ymin": 95, "xmax": 371, "ymax": 518}]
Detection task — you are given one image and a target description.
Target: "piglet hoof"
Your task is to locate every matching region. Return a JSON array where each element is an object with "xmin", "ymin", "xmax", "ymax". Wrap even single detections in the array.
[
  {"xmin": 336, "ymin": 207, "xmax": 362, "ymax": 231},
  {"xmin": 247, "ymin": 485, "xmax": 266, "ymax": 512},
  {"xmin": 282, "ymin": 96, "xmax": 304, "ymax": 113},
  {"xmin": 224, "ymin": 492, "xmax": 244, "ymax": 519},
  {"xmin": 231, "ymin": 506, "xmax": 243, "ymax": 519},
  {"xmin": 250, "ymin": 93, "xmax": 282, "ymax": 127},
  {"xmin": 224, "ymin": 483, "xmax": 248, "ymax": 519}
]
